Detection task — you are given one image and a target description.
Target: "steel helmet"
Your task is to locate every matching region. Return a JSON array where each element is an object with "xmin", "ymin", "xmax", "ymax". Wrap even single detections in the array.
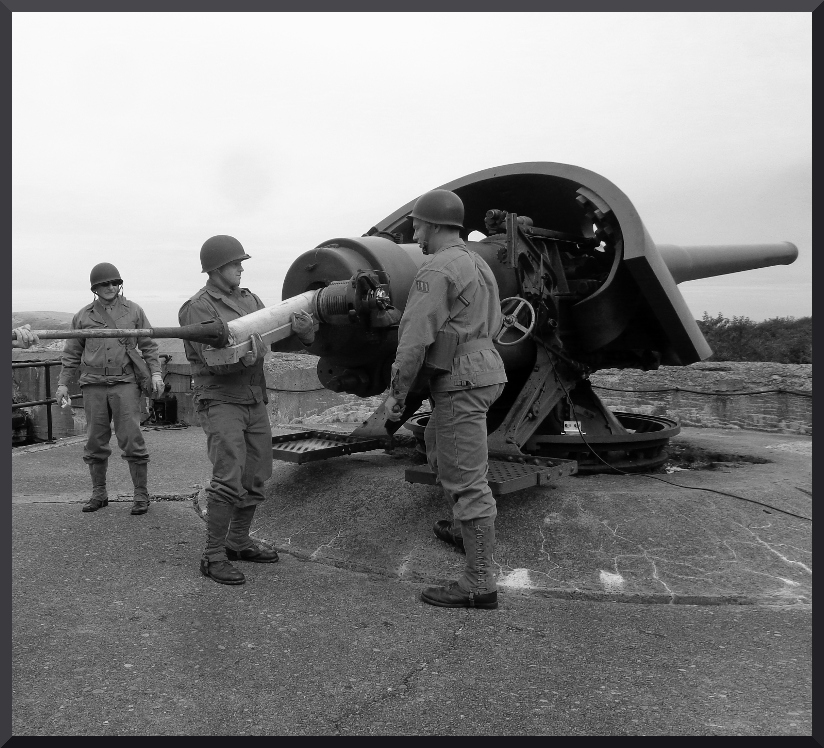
[
  {"xmin": 89, "ymin": 262, "xmax": 123, "ymax": 290},
  {"xmin": 200, "ymin": 235, "xmax": 251, "ymax": 273},
  {"xmin": 409, "ymin": 189, "xmax": 464, "ymax": 228}
]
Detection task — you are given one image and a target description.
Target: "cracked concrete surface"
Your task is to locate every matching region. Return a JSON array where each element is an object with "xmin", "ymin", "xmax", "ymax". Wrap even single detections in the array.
[
  {"xmin": 246, "ymin": 427, "xmax": 811, "ymax": 605},
  {"xmin": 12, "ymin": 425, "xmax": 811, "ymax": 605},
  {"xmin": 11, "ymin": 426, "xmax": 813, "ymax": 735}
]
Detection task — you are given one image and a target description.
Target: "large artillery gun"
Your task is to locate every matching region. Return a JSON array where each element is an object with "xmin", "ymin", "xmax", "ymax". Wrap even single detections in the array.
[
  {"xmin": 262, "ymin": 162, "xmax": 798, "ymax": 489},
  {"xmin": 23, "ymin": 162, "xmax": 797, "ymax": 494}
]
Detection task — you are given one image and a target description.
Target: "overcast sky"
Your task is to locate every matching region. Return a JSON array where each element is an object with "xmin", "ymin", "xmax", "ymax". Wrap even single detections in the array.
[{"xmin": 12, "ymin": 12, "xmax": 811, "ymax": 327}]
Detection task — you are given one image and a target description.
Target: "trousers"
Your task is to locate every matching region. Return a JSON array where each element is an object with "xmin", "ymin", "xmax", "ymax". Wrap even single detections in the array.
[
  {"xmin": 81, "ymin": 383, "xmax": 149, "ymax": 465},
  {"xmin": 197, "ymin": 400, "xmax": 273, "ymax": 509},
  {"xmin": 424, "ymin": 383, "xmax": 505, "ymax": 524}
]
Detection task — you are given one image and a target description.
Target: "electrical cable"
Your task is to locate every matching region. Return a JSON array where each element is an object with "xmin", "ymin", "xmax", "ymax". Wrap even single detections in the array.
[
  {"xmin": 592, "ymin": 384, "xmax": 811, "ymax": 398},
  {"xmin": 537, "ymin": 339, "xmax": 812, "ymax": 523}
]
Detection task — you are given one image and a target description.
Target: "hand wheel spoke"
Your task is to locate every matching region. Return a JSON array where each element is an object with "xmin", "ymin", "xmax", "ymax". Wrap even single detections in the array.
[{"xmin": 496, "ymin": 297, "xmax": 536, "ymax": 346}]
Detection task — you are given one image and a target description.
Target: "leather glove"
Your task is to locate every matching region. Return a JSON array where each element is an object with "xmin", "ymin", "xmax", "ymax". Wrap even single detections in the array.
[
  {"xmin": 13, "ymin": 324, "xmax": 39, "ymax": 349},
  {"xmin": 291, "ymin": 311, "xmax": 315, "ymax": 346},
  {"xmin": 151, "ymin": 373, "xmax": 164, "ymax": 399},
  {"xmin": 55, "ymin": 384, "xmax": 71, "ymax": 408},
  {"xmin": 384, "ymin": 395, "xmax": 405, "ymax": 422},
  {"xmin": 241, "ymin": 333, "xmax": 266, "ymax": 367}
]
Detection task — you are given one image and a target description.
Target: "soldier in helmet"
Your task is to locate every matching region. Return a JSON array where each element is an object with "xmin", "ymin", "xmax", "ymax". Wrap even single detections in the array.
[
  {"xmin": 179, "ymin": 235, "xmax": 315, "ymax": 586},
  {"xmin": 386, "ymin": 189, "xmax": 508, "ymax": 610},
  {"xmin": 55, "ymin": 263, "xmax": 164, "ymax": 514}
]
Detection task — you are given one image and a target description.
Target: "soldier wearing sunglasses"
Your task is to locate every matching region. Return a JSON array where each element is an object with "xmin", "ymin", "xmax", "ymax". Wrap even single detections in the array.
[{"xmin": 55, "ymin": 263, "xmax": 163, "ymax": 515}]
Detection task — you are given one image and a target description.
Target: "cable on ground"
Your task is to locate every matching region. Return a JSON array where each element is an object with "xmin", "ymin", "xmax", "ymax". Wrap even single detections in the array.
[
  {"xmin": 537, "ymin": 340, "xmax": 812, "ymax": 523},
  {"xmin": 592, "ymin": 384, "xmax": 811, "ymax": 398}
]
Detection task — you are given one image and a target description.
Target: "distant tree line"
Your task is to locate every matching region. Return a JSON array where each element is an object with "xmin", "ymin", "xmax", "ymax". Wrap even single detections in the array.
[{"xmin": 696, "ymin": 313, "xmax": 812, "ymax": 364}]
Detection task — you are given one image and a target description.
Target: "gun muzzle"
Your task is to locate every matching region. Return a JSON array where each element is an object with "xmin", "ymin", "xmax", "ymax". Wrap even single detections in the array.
[{"xmin": 658, "ymin": 242, "xmax": 799, "ymax": 284}]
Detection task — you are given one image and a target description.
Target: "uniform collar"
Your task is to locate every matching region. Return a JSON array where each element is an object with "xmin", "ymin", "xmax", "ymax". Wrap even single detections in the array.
[
  {"xmin": 205, "ymin": 276, "xmax": 239, "ymax": 298},
  {"xmin": 90, "ymin": 295, "xmax": 129, "ymax": 322},
  {"xmin": 205, "ymin": 278, "xmax": 246, "ymax": 316},
  {"xmin": 434, "ymin": 239, "xmax": 467, "ymax": 255}
]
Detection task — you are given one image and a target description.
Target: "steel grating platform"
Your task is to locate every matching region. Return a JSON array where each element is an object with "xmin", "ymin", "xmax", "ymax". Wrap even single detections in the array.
[
  {"xmin": 405, "ymin": 457, "xmax": 577, "ymax": 496},
  {"xmin": 271, "ymin": 431, "xmax": 383, "ymax": 464}
]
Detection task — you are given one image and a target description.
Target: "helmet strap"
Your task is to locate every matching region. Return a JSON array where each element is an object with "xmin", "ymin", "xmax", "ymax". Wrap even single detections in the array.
[
  {"xmin": 208, "ymin": 267, "xmax": 239, "ymax": 293},
  {"xmin": 416, "ymin": 221, "xmax": 435, "ymax": 255},
  {"xmin": 421, "ymin": 222, "xmax": 454, "ymax": 255}
]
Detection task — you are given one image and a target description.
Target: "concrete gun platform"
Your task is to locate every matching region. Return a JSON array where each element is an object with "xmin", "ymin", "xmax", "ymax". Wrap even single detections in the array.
[{"xmin": 12, "ymin": 424, "xmax": 812, "ymax": 606}]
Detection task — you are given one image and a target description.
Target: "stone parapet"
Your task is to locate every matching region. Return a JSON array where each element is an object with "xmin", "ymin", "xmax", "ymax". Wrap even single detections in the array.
[
  {"xmin": 12, "ymin": 352, "xmax": 813, "ymax": 440},
  {"xmin": 590, "ymin": 362, "xmax": 812, "ymax": 435}
]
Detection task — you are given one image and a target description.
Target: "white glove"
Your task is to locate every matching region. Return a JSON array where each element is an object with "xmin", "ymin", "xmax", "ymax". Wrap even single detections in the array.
[
  {"xmin": 384, "ymin": 395, "xmax": 404, "ymax": 422},
  {"xmin": 55, "ymin": 384, "xmax": 71, "ymax": 407},
  {"xmin": 291, "ymin": 311, "xmax": 315, "ymax": 345},
  {"xmin": 13, "ymin": 324, "xmax": 39, "ymax": 349},
  {"xmin": 151, "ymin": 373, "xmax": 164, "ymax": 398},
  {"xmin": 241, "ymin": 333, "xmax": 266, "ymax": 367}
]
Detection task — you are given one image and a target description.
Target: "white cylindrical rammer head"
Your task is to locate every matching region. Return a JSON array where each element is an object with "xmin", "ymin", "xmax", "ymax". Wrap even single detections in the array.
[{"xmin": 225, "ymin": 290, "xmax": 319, "ymax": 345}]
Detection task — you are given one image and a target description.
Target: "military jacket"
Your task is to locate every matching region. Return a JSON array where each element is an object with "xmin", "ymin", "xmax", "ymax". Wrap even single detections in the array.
[
  {"xmin": 178, "ymin": 279, "xmax": 268, "ymax": 407},
  {"xmin": 58, "ymin": 296, "xmax": 160, "ymax": 388},
  {"xmin": 391, "ymin": 239, "xmax": 507, "ymax": 402}
]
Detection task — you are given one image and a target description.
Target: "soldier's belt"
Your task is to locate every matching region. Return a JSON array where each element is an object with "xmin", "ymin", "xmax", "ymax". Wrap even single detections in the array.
[
  {"xmin": 193, "ymin": 372, "xmax": 260, "ymax": 387},
  {"xmin": 80, "ymin": 365, "xmax": 129, "ymax": 376},
  {"xmin": 455, "ymin": 338, "xmax": 495, "ymax": 357},
  {"xmin": 426, "ymin": 335, "xmax": 495, "ymax": 376}
]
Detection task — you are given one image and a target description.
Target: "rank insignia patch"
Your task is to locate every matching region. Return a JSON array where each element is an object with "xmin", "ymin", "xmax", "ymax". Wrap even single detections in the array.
[{"xmin": 416, "ymin": 280, "xmax": 430, "ymax": 293}]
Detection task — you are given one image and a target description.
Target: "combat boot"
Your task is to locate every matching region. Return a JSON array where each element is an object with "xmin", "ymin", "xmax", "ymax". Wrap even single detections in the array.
[
  {"xmin": 225, "ymin": 505, "xmax": 279, "ymax": 562},
  {"xmin": 226, "ymin": 546, "xmax": 279, "ymax": 563},
  {"xmin": 421, "ymin": 517, "xmax": 498, "ymax": 609},
  {"xmin": 200, "ymin": 499, "xmax": 245, "ymax": 585},
  {"xmin": 200, "ymin": 559, "xmax": 245, "ymax": 585},
  {"xmin": 82, "ymin": 461, "xmax": 109, "ymax": 512},
  {"xmin": 129, "ymin": 461, "xmax": 150, "ymax": 515},
  {"xmin": 433, "ymin": 519, "xmax": 464, "ymax": 552}
]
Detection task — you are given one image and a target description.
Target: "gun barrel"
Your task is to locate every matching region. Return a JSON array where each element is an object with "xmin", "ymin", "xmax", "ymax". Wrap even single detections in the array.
[{"xmin": 658, "ymin": 242, "xmax": 799, "ymax": 284}]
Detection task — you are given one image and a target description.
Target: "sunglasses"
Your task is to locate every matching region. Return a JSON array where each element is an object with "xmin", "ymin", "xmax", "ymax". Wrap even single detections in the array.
[{"xmin": 94, "ymin": 281, "xmax": 121, "ymax": 288}]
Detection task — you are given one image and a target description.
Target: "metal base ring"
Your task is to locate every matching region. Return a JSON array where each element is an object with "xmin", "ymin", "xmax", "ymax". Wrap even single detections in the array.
[{"xmin": 404, "ymin": 411, "xmax": 679, "ymax": 475}]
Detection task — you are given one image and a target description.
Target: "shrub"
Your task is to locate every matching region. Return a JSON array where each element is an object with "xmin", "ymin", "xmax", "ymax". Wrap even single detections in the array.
[{"xmin": 697, "ymin": 313, "xmax": 812, "ymax": 363}]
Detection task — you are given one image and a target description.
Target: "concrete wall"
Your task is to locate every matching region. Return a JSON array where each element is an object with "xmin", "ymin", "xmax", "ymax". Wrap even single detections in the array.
[
  {"xmin": 163, "ymin": 357, "xmax": 362, "ymax": 428},
  {"xmin": 12, "ymin": 350, "xmax": 813, "ymax": 441},
  {"xmin": 11, "ymin": 349, "xmax": 355, "ymax": 441},
  {"xmin": 589, "ymin": 362, "xmax": 812, "ymax": 436}
]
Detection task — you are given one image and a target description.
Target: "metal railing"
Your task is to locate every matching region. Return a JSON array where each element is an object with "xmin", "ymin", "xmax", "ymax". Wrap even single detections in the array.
[
  {"xmin": 11, "ymin": 353, "xmax": 174, "ymax": 443},
  {"xmin": 11, "ymin": 361, "xmax": 80, "ymax": 442}
]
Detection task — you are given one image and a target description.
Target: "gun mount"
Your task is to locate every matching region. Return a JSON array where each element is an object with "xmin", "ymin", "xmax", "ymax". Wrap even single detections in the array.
[{"xmin": 270, "ymin": 162, "xmax": 797, "ymax": 480}]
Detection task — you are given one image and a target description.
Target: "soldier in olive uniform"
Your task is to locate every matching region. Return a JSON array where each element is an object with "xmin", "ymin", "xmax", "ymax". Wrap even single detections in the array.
[
  {"xmin": 386, "ymin": 190, "xmax": 507, "ymax": 610},
  {"xmin": 55, "ymin": 263, "xmax": 164, "ymax": 515},
  {"xmin": 180, "ymin": 235, "xmax": 314, "ymax": 586}
]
